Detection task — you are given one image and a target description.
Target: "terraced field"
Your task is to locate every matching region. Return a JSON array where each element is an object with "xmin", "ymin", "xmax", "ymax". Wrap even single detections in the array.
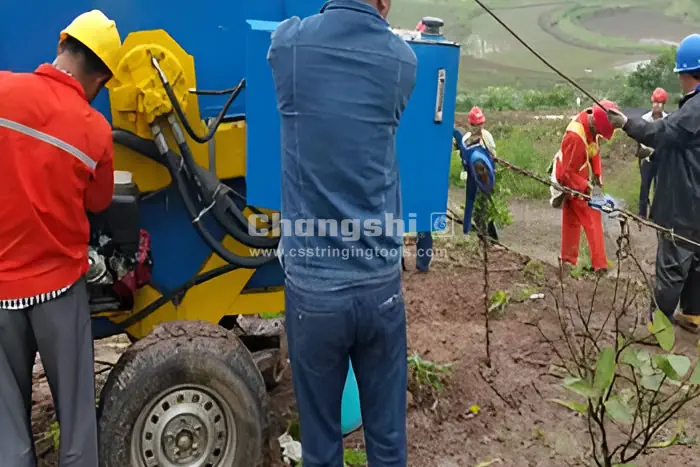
[{"xmin": 391, "ymin": 0, "xmax": 700, "ymax": 90}]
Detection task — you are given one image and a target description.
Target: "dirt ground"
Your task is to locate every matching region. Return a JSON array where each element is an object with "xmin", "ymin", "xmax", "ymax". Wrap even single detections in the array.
[
  {"xmin": 32, "ymin": 238, "xmax": 700, "ymax": 466},
  {"xmin": 265, "ymin": 242, "xmax": 700, "ymax": 467}
]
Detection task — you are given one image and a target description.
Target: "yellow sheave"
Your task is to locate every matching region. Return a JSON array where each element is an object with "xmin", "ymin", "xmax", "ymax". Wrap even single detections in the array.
[{"xmin": 60, "ymin": 10, "xmax": 122, "ymax": 79}]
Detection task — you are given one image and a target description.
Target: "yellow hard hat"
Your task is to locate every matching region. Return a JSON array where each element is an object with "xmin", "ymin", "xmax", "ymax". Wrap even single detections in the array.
[{"xmin": 60, "ymin": 10, "xmax": 121, "ymax": 82}]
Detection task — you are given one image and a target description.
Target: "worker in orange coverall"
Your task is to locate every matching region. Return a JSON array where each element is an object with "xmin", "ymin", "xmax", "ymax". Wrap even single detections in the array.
[{"xmin": 554, "ymin": 100, "xmax": 619, "ymax": 273}]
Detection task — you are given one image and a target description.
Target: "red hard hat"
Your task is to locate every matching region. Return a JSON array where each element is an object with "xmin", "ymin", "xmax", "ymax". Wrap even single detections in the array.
[
  {"xmin": 468, "ymin": 106, "xmax": 486, "ymax": 125},
  {"xmin": 591, "ymin": 99, "xmax": 618, "ymax": 141},
  {"xmin": 651, "ymin": 87, "xmax": 668, "ymax": 103}
]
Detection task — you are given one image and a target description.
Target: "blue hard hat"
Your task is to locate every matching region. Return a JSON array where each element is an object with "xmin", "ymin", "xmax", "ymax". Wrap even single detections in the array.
[{"xmin": 674, "ymin": 34, "xmax": 700, "ymax": 73}]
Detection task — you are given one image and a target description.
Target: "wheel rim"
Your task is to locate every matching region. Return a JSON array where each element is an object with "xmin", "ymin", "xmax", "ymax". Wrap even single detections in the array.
[{"xmin": 131, "ymin": 384, "xmax": 237, "ymax": 467}]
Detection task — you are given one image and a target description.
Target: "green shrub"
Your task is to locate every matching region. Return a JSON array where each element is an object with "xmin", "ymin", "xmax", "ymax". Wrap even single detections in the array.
[{"xmin": 459, "ymin": 47, "xmax": 678, "ymax": 111}]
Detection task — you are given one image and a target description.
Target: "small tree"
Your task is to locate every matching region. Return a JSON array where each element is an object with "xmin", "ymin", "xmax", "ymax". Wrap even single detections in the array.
[
  {"xmin": 626, "ymin": 47, "xmax": 679, "ymax": 105},
  {"xmin": 544, "ymin": 271, "xmax": 700, "ymax": 467}
]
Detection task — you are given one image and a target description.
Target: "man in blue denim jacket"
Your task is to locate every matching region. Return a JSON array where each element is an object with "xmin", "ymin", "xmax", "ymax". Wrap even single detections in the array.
[{"xmin": 267, "ymin": 1, "xmax": 417, "ymax": 465}]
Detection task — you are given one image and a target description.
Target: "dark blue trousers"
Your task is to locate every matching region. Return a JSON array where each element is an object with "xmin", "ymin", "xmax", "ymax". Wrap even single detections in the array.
[
  {"xmin": 285, "ymin": 274, "xmax": 407, "ymax": 467},
  {"xmin": 655, "ymin": 233, "xmax": 700, "ymax": 318},
  {"xmin": 416, "ymin": 232, "xmax": 433, "ymax": 272},
  {"xmin": 639, "ymin": 158, "xmax": 658, "ymax": 219}
]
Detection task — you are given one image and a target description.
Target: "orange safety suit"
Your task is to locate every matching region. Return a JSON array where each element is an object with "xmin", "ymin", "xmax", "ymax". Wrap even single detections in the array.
[
  {"xmin": 0, "ymin": 65, "xmax": 114, "ymax": 300},
  {"xmin": 554, "ymin": 112, "xmax": 607, "ymax": 271}
]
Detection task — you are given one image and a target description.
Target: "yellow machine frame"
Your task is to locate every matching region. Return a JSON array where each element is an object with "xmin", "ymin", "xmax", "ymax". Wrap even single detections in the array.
[{"xmin": 96, "ymin": 30, "xmax": 284, "ymax": 339}]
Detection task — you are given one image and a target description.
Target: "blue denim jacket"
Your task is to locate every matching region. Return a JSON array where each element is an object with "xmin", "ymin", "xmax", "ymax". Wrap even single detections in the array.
[{"xmin": 268, "ymin": 0, "xmax": 417, "ymax": 292}]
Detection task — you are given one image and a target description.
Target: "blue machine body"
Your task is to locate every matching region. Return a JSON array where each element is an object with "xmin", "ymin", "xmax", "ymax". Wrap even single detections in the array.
[
  {"xmin": 245, "ymin": 26, "xmax": 461, "ymax": 233},
  {"xmin": 0, "ymin": 1, "xmax": 324, "ymax": 119},
  {"xmin": 0, "ymin": 0, "xmax": 379, "ymax": 437},
  {"xmin": 1, "ymin": 3, "xmax": 461, "ymax": 296},
  {"xmin": 0, "ymin": 0, "xmax": 329, "ymax": 305},
  {"xmin": 396, "ymin": 37, "xmax": 460, "ymax": 232}
]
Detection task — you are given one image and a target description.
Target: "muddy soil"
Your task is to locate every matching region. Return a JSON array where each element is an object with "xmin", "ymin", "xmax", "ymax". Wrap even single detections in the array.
[
  {"xmin": 32, "ymin": 242, "xmax": 699, "ymax": 466},
  {"xmin": 398, "ymin": 246, "xmax": 700, "ymax": 467},
  {"xmin": 266, "ymin": 243, "xmax": 700, "ymax": 467}
]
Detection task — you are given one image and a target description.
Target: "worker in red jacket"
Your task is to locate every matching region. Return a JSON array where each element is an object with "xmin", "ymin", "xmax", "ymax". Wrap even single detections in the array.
[
  {"xmin": 0, "ymin": 10, "xmax": 120, "ymax": 467},
  {"xmin": 554, "ymin": 100, "xmax": 618, "ymax": 273}
]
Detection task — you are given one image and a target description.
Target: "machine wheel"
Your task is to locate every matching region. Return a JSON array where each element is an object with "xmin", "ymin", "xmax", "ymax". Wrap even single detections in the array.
[{"xmin": 98, "ymin": 320, "xmax": 267, "ymax": 467}]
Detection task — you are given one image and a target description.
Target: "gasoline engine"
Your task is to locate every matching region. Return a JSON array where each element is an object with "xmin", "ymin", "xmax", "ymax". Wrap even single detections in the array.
[{"xmin": 87, "ymin": 177, "xmax": 152, "ymax": 313}]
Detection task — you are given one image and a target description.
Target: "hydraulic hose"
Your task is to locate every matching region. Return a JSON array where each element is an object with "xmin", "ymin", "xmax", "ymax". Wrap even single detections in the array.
[
  {"xmin": 117, "ymin": 262, "xmax": 240, "ymax": 330},
  {"xmin": 189, "ymin": 86, "xmax": 241, "ymax": 96},
  {"xmin": 113, "ymin": 129, "xmax": 164, "ymax": 164},
  {"xmin": 113, "ymin": 128, "xmax": 278, "ymax": 268},
  {"xmin": 148, "ymin": 56, "xmax": 277, "ymax": 239},
  {"xmin": 162, "ymin": 148, "xmax": 278, "ymax": 268},
  {"xmin": 150, "ymin": 53, "xmax": 245, "ymax": 144},
  {"xmin": 165, "ymin": 114, "xmax": 279, "ymax": 248},
  {"xmin": 113, "ymin": 128, "xmax": 278, "ymax": 232}
]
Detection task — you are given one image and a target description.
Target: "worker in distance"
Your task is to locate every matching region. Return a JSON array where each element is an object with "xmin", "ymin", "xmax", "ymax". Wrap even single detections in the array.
[
  {"xmin": 0, "ymin": 10, "xmax": 120, "ymax": 467},
  {"xmin": 550, "ymin": 99, "xmax": 619, "ymax": 275},
  {"xmin": 637, "ymin": 87, "xmax": 669, "ymax": 220},
  {"xmin": 607, "ymin": 34, "xmax": 700, "ymax": 333},
  {"xmin": 462, "ymin": 106, "xmax": 499, "ymax": 242},
  {"xmin": 268, "ymin": 0, "xmax": 417, "ymax": 466}
]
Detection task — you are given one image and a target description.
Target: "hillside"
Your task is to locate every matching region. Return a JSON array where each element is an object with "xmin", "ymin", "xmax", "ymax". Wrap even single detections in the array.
[{"xmin": 390, "ymin": 0, "xmax": 699, "ymax": 89}]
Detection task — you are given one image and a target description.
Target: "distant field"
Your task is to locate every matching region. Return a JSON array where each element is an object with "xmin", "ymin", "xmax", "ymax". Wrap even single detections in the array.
[
  {"xmin": 467, "ymin": 5, "xmax": 626, "ymax": 76},
  {"xmin": 391, "ymin": 0, "xmax": 700, "ymax": 90},
  {"xmin": 580, "ymin": 7, "xmax": 696, "ymax": 42}
]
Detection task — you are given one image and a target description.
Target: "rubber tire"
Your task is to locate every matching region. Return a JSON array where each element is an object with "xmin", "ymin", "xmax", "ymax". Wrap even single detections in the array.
[{"xmin": 98, "ymin": 320, "xmax": 267, "ymax": 467}]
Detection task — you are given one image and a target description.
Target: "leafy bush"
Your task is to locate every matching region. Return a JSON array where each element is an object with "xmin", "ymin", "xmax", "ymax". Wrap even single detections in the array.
[
  {"xmin": 626, "ymin": 46, "xmax": 679, "ymax": 105},
  {"xmin": 457, "ymin": 85, "xmax": 578, "ymax": 112},
  {"xmin": 459, "ymin": 47, "xmax": 679, "ymax": 111}
]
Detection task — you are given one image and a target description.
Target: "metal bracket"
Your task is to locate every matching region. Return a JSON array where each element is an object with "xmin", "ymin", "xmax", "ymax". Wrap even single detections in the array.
[{"xmin": 434, "ymin": 68, "xmax": 446, "ymax": 123}]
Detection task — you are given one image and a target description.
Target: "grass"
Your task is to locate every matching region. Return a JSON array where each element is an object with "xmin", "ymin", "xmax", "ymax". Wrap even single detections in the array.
[
  {"xmin": 344, "ymin": 448, "xmax": 368, "ymax": 466},
  {"xmin": 523, "ymin": 259, "xmax": 545, "ymax": 284},
  {"xmin": 450, "ymin": 119, "xmax": 558, "ymax": 200},
  {"xmin": 488, "ymin": 289, "xmax": 511, "ymax": 318},
  {"xmin": 603, "ymin": 155, "xmax": 641, "ymax": 214},
  {"xmin": 666, "ymin": 0, "xmax": 700, "ymax": 23},
  {"xmin": 261, "ymin": 312, "xmax": 284, "ymax": 320},
  {"xmin": 407, "ymin": 352, "xmax": 453, "ymax": 393},
  {"xmin": 492, "ymin": 127, "xmax": 553, "ymax": 199},
  {"xmin": 543, "ymin": 5, "xmax": 665, "ymax": 55},
  {"xmin": 464, "ymin": 4, "xmax": 631, "ymax": 80},
  {"xmin": 392, "ymin": 0, "xmax": 700, "ymax": 90}
]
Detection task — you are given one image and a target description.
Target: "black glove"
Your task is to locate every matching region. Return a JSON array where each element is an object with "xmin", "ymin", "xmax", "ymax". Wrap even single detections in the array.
[
  {"xmin": 638, "ymin": 145, "xmax": 654, "ymax": 160},
  {"xmin": 607, "ymin": 108, "xmax": 628, "ymax": 129}
]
